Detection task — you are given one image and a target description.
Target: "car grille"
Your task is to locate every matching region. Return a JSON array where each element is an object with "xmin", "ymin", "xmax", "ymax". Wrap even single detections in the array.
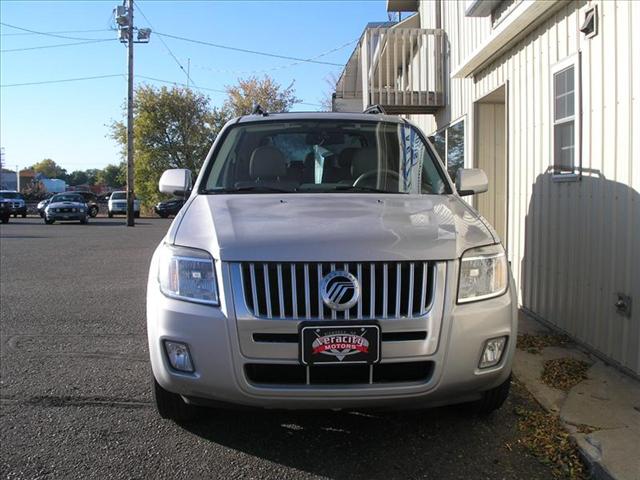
[
  {"xmin": 238, "ymin": 261, "xmax": 435, "ymax": 320},
  {"xmin": 244, "ymin": 361, "xmax": 434, "ymax": 385},
  {"xmin": 60, "ymin": 208, "xmax": 72, "ymax": 213}
]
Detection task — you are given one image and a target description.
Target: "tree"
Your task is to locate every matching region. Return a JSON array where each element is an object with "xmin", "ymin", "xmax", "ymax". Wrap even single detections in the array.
[
  {"xmin": 67, "ymin": 170, "xmax": 89, "ymax": 186},
  {"xmin": 84, "ymin": 168, "xmax": 101, "ymax": 185},
  {"xmin": 224, "ymin": 75, "xmax": 299, "ymax": 116},
  {"xmin": 96, "ymin": 163, "xmax": 126, "ymax": 188},
  {"xmin": 30, "ymin": 158, "xmax": 67, "ymax": 179},
  {"xmin": 109, "ymin": 85, "xmax": 224, "ymax": 205}
]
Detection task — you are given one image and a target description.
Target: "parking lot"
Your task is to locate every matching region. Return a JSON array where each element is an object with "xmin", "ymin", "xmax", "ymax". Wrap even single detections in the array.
[{"xmin": 0, "ymin": 217, "xmax": 556, "ymax": 479}]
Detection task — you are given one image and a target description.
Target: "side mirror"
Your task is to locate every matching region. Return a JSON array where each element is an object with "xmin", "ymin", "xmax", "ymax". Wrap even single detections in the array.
[
  {"xmin": 159, "ymin": 169, "xmax": 192, "ymax": 196},
  {"xmin": 456, "ymin": 168, "xmax": 488, "ymax": 196}
]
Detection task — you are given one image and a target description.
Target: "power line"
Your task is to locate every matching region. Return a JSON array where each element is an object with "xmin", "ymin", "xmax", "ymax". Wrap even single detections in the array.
[
  {"xmin": 0, "ymin": 72, "xmax": 323, "ymax": 107},
  {"xmin": 154, "ymin": 31, "xmax": 345, "ymax": 67},
  {"xmin": 134, "ymin": 1, "xmax": 197, "ymax": 88},
  {"xmin": 1, "ymin": 28, "xmax": 112, "ymax": 36},
  {"xmin": 0, "ymin": 22, "xmax": 114, "ymax": 41},
  {"xmin": 0, "ymin": 74, "xmax": 123, "ymax": 88},
  {"xmin": 1, "ymin": 38, "xmax": 116, "ymax": 53},
  {"xmin": 187, "ymin": 38, "xmax": 356, "ymax": 75}
]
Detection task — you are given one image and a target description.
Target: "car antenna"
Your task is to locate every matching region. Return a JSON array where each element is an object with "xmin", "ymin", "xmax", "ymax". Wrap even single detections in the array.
[{"xmin": 252, "ymin": 103, "xmax": 269, "ymax": 116}]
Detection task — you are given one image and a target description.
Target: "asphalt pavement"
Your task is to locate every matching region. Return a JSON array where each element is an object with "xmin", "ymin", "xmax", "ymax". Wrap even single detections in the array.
[{"xmin": 0, "ymin": 217, "xmax": 558, "ymax": 479}]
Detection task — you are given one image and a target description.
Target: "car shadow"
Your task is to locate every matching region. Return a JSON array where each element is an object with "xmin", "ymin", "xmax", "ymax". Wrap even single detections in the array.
[{"xmin": 177, "ymin": 400, "xmax": 531, "ymax": 479}]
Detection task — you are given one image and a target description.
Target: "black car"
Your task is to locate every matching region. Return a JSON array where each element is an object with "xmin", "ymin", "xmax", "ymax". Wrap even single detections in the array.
[
  {"xmin": 0, "ymin": 200, "xmax": 11, "ymax": 223},
  {"xmin": 0, "ymin": 191, "xmax": 27, "ymax": 217},
  {"xmin": 71, "ymin": 191, "xmax": 100, "ymax": 217},
  {"xmin": 154, "ymin": 197, "xmax": 185, "ymax": 218}
]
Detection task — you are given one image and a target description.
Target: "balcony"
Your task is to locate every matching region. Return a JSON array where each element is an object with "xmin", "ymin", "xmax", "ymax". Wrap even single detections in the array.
[{"xmin": 334, "ymin": 26, "xmax": 446, "ymax": 115}]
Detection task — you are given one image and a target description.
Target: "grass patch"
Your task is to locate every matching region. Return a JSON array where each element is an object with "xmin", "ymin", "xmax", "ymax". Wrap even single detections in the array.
[
  {"xmin": 541, "ymin": 358, "xmax": 590, "ymax": 391},
  {"xmin": 517, "ymin": 333, "xmax": 572, "ymax": 354},
  {"xmin": 514, "ymin": 406, "xmax": 587, "ymax": 479}
]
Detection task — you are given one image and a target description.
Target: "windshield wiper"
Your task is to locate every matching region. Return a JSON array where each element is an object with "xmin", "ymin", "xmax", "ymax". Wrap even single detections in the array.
[
  {"xmin": 203, "ymin": 185, "xmax": 296, "ymax": 194},
  {"xmin": 332, "ymin": 185, "xmax": 397, "ymax": 194}
]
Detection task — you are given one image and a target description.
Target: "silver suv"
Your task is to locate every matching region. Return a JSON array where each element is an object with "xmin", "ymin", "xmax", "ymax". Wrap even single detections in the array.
[{"xmin": 147, "ymin": 112, "xmax": 516, "ymax": 420}]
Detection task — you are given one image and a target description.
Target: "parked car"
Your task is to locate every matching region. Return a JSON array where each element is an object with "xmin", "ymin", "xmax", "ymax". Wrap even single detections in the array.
[
  {"xmin": 38, "ymin": 191, "xmax": 98, "ymax": 218},
  {"xmin": 0, "ymin": 190, "xmax": 27, "ymax": 218},
  {"xmin": 147, "ymin": 111, "xmax": 516, "ymax": 421},
  {"xmin": 0, "ymin": 198, "xmax": 11, "ymax": 223},
  {"xmin": 154, "ymin": 197, "xmax": 185, "ymax": 218},
  {"xmin": 72, "ymin": 191, "xmax": 100, "ymax": 217},
  {"xmin": 108, "ymin": 191, "xmax": 140, "ymax": 218},
  {"xmin": 43, "ymin": 193, "xmax": 89, "ymax": 224}
]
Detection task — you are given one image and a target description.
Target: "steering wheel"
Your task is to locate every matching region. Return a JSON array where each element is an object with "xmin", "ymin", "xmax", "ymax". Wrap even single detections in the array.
[{"xmin": 353, "ymin": 169, "xmax": 400, "ymax": 188}]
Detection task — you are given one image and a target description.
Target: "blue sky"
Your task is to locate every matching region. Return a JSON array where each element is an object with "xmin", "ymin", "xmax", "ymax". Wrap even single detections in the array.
[{"xmin": 0, "ymin": 0, "xmax": 387, "ymax": 172}]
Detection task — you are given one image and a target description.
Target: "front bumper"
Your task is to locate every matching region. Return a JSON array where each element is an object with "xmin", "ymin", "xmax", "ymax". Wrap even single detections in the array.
[
  {"xmin": 46, "ymin": 211, "xmax": 85, "ymax": 221},
  {"xmin": 147, "ymin": 254, "xmax": 517, "ymax": 410}
]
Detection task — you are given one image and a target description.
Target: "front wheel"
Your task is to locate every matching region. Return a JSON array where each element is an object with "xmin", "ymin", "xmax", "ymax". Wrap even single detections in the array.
[
  {"xmin": 44, "ymin": 218, "xmax": 55, "ymax": 225},
  {"xmin": 470, "ymin": 374, "xmax": 512, "ymax": 415},
  {"xmin": 152, "ymin": 377, "xmax": 196, "ymax": 421},
  {"xmin": 108, "ymin": 211, "xmax": 113, "ymax": 218},
  {"xmin": 80, "ymin": 215, "xmax": 88, "ymax": 225},
  {"xmin": 89, "ymin": 206, "xmax": 98, "ymax": 217},
  {"xmin": 1, "ymin": 216, "xmax": 9, "ymax": 224}
]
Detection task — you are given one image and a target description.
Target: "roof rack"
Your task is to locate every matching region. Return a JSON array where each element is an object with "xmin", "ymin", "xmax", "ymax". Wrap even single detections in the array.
[
  {"xmin": 363, "ymin": 105, "xmax": 386, "ymax": 114},
  {"xmin": 252, "ymin": 103, "xmax": 269, "ymax": 116}
]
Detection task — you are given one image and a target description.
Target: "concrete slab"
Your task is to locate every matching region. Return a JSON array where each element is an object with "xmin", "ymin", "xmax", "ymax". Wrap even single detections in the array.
[
  {"xmin": 573, "ymin": 428, "xmax": 640, "ymax": 480},
  {"xmin": 561, "ymin": 361, "xmax": 640, "ymax": 430},
  {"xmin": 515, "ymin": 312, "xmax": 640, "ymax": 480}
]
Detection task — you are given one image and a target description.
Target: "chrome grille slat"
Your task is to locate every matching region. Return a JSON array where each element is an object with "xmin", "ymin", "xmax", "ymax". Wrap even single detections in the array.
[
  {"xmin": 239, "ymin": 261, "xmax": 435, "ymax": 320},
  {"xmin": 262, "ymin": 264, "xmax": 272, "ymax": 318}
]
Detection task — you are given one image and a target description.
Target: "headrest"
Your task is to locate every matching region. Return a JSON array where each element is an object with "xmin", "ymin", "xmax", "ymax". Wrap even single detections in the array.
[
  {"xmin": 337, "ymin": 147, "xmax": 359, "ymax": 169},
  {"xmin": 249, "ymin": 146, "xmax": 287, "ymax": 179},
  {"xmin": 351, "ymin": 147, "xmax": 379, "ymax": 178}
]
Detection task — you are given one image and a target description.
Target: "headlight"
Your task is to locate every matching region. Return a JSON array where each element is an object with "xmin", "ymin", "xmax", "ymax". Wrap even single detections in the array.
[
  {"xmin": 457, "ymin": 244, "xmax": 508, "ymax": 303},
  {"xmin": 158, "ymin": 244, "xmax": 219, "ymax": 305}
]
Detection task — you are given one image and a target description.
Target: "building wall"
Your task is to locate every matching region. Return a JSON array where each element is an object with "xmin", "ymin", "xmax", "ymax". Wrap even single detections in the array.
[{"xmin": 410, "ymin": 0, "xmax": 640, "ymax": 375}]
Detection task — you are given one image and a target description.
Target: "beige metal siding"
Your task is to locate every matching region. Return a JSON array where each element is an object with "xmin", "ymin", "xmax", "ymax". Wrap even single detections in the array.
[{"xmin": 411, "ymin": 0, "xmax": 640, "ymax": 375}]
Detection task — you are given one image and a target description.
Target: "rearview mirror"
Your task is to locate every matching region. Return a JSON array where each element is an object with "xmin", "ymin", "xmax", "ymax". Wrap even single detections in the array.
[
  {"xmin": 456, "ymin": 168, "xmax": 488, "ymax": 196},
  {"xmin": 159, "ymin": 169, "xmax": 192, "ymax": 196}
]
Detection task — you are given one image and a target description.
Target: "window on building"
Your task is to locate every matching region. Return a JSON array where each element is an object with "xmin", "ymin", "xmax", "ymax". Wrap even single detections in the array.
[
  {"xmin": 428, "ymin": 119, "xmax": 465, "ymax": 183},
  {"xmin": 552, "ymin": 61, "xmax": 579, "ymax": 175}
]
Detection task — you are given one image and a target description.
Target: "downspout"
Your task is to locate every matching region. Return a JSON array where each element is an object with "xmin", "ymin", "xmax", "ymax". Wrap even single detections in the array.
[{"xmin": 435, "ymin": 0, "xmax": 442, "ymax": 29}]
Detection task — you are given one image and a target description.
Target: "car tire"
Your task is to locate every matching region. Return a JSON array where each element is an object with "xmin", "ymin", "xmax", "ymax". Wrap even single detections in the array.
[
  {"xmin": 152, "ymin": 377, "xmax": 196, "ymax": 421},
  {"xmin": 1, "ymin": 217, "xmax": 9, "ymax": 224},
  {"xmin": 134, "ymin": 211, "xmax": 140, "ymax": 218},
  {"xmin": 159, "ymin": 213, "xmax": 169, "ymax": 219},
  {"xmin": 470, "ymin": 374, "xmax": 512, "ymax": 415},
  {"xmin": 44, "ymin": 218, "xmax": 55, "ymax": 225},
  {"xmin": 108, "ymin": 211, "xmax": 113, "ymax": 218},
  {"xmin": 89, "ymin": 206, "xmax": 98, "ymax": 218},
  {"xmin": 80, "ymin": 215, "xmax": 88, "ymax": 225},
  {"xmin": 39, "ymin": 212, "xmax": 44, "ymax": 218},
  {"xmin": 21, "ymin": 213, "xmax": 27, "ymax": 218}
]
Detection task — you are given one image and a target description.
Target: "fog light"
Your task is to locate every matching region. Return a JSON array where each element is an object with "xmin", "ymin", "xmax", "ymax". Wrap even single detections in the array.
[
  {"xmin": 164, "ymin": 341, "xmax": 194, "ymax": 372},
  {"xmin": 479, "ymin": 336, "xmax": 507, "ymax": 369}
]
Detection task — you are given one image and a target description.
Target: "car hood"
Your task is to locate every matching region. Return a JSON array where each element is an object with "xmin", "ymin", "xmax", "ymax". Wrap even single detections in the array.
[
  {"xmin": 171, "ymin": 194, "xmax": 496, "ymax": 262},
  {"xmin": 47, "ymin": 201, "xmax": 85, "ymax": 208}
]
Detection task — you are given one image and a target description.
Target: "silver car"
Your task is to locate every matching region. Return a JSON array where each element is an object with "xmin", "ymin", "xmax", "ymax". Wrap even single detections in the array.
[
  {"xmin": 44, "ymin": 193, "xmax": 88, "ymax": 224},
  {"xmin": 147, "ymin": 112, "xmax": 516, "ymax": 420}
]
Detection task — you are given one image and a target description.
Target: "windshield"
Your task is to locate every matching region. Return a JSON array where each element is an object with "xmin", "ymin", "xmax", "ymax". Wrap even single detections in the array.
[
  {"xmin": 51, "ymin": 194, "xmax": 84, "ymax": 203},
  {"xmin": 111, "ymin": 192, "xmax": 126, "ymax": 200},
  {"xmin": 201, "ymin": 120, "xmax": 450, "ymax": 194},
  {"xmin": 0, "ymin": 192, "xmax": 20, "ymax": 199}
]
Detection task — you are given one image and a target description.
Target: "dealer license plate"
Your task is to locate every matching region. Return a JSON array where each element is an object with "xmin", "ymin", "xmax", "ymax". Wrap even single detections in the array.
[{"xmin": 300, "ymin": 323, "xmax": 380, "ymax": 365}]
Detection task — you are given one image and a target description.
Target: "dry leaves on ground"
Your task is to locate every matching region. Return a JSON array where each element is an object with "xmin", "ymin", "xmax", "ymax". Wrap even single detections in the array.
[
  {"xmin": 517, "ymin": 333, "xmax": 572, "ymax": 354},
  {"xmin": 541, "ymin": 358, "xmax": 590, "ymax": 391},
  {"xmin": 515, "ymin": 406, "xmax": 587, "ymax": 479}
]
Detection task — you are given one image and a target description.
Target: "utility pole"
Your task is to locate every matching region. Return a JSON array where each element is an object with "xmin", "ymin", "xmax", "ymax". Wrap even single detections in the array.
[
  {"xmin": 126, "ymin": 0, "xmax": 135, "ymax": 226},
  {"xmin": 115, "ymin": 1, "xmax": 150, "ymax": 227}
]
